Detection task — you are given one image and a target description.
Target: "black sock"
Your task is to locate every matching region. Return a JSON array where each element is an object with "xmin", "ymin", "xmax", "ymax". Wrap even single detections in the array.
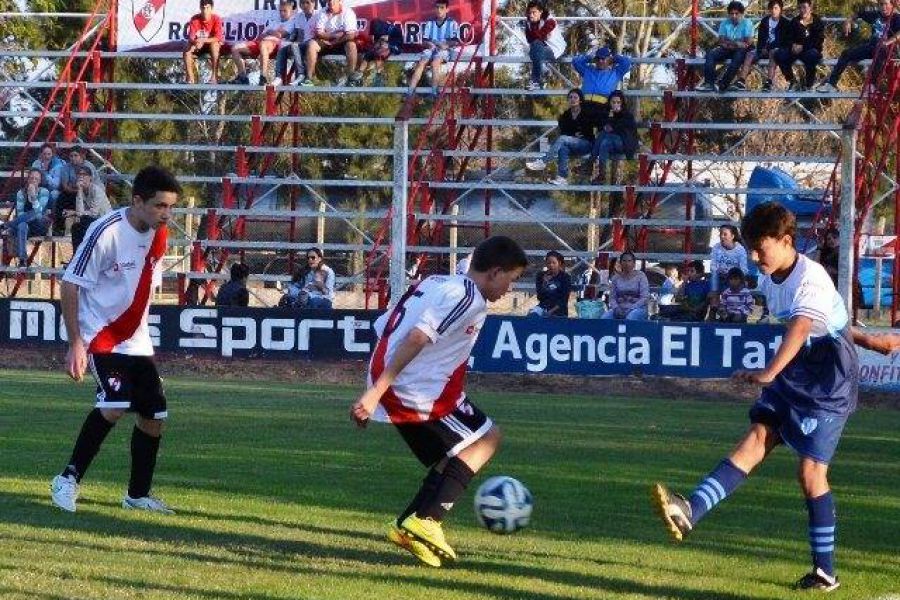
[
  {"xmin": 416, "ymin": 458, "xmax": 475, "ymax": 522},
  {"xmin": 63, "ymin": 408, "xmax": 115, "ymax": 482},
  {"xmin": 398, "ymin": 467, "xmax": 442, "ymax": 526},
  {"xmin": 127, "ymin": 426, "xmax": 161, "ymax": 498}
]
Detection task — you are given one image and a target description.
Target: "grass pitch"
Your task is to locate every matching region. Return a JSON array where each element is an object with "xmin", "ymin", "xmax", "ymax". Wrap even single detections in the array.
[{"xmin": 1, "ymin": 368, "xmax": 898, "ymax": 600}]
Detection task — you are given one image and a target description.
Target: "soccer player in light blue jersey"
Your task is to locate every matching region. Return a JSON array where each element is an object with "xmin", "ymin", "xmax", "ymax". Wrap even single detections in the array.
[{"xmin": 652, "ymin": 202, "xmax": 859, "ymax": 592}]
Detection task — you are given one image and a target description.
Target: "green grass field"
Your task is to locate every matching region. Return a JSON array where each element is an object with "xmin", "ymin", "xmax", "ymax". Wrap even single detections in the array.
[{"xmin": 1, "ymin": 368, "xmax": 898, "ymax": 600}]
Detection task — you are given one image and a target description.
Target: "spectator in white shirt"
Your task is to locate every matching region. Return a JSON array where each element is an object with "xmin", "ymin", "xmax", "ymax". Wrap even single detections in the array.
[
  {"xmin": 302, "ymin": 0, "xmax": 358, "ymax": 87},
  {"xmin": 274, "ymin": 0, "xmax": 318, "ymax": 86}
]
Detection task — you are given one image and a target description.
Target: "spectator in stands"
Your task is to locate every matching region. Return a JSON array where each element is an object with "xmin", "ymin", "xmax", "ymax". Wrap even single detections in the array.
[
  {"xmin": 709, "ymin": 223, "xmax": 748, "ymax": 308},
  {"xmin": 659, "ymin": 263, "xmax": 682, "ymax": 305},
  {"xmin": 601, "ymin": 251, "xmax": 649, "ymax": 320},
  {"xmin": 523, "ymin": 0, "xmax": 566, "ymax": 91},
  {"xmin": 353, "ymin": 19, "xmax": 403, "ymax": 87},
  {"xmin": 817, "ymin": 0, "xmax": 900, "ymax": 93},
  {"xmin": 405, "ymin": 0, "xmax": 461, "ymax": 97},
  {"xmin": 456, "ymin": 254, "xmax": 471, "ymax": 275},
  {"xmin": 716, "ymin": 267, "xmax": 754, "ymax": 322},
  {"xmin": 733, "ymin": 0, "xmax": 789, "ymax": 91},
  {"xmin": 31, "ymin": 143, "xmax": 65, "ymax": 204},
  {"xmin": 817, "ymin": 226, "xmax": 839, "ymax": 286},
  {"xmin": 274, "ymin": 0, "xmax": 318, "ymax": 86},
  {"xmin": 229, "ymin": 0, "xmax": 295, "ymax": 86},
  {"xmin": 300, "ymin": 247, "xmax": 336, "ymax": 308},
  {"xmin": 183, "ymin": 0, "xmax": 224, "ymax": 84},
  {"xmin": 774, "ymin": 0, "xmax": 825, "ymax": 91},
  {"xmin": 216, "ymin": 263, "xmax": 251, "ymax": 307},
  {"xmin": 590, "ymin": 90, "xmax": 638, "ymax": 184},
  {"xmin": 673, "ymin": 260, "xmax": 711, "ymax": 321},
  {"xmin": 572, "ymin": 46, "xmax": 631, "ymax": 108},
  {"xmin": 55, "ymin": 146, "xmax": 97, "ymax": 234},
  {"xmin": 696, "ymin": 1, "xmax": 755, "ymax": 92},
  {"xmin": 1, "ymin": 168, "xmax": 51, "ymax": 266},
  {"xmin": 525, "ymin": 88, "xmax": 595, "ymax": 186},
  {"xmin": 68, "ymin": 166, "xmax": 112, "ymax": 251},
  {"xmin": 303, "ymin": 0, "xmax": 359, "ymax": 87},
  {"xmin": 530, "ymin": 250, "xmax": 572, "ymax": 317}
]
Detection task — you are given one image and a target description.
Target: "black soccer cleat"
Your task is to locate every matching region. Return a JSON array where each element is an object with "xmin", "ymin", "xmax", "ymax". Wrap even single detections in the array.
[
  {"xmin": 651, "ymin": 483, "xmax": 693, "ymax": 542},
  {"xmin": 793, "ymin": 568, "xmax": 840, "ymax": 592}
]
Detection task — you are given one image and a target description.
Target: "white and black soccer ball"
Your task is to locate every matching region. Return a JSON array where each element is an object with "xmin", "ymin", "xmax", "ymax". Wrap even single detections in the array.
[{"xmin": 474, "ymin": 475, "xmax": 533, "ymax": 534}]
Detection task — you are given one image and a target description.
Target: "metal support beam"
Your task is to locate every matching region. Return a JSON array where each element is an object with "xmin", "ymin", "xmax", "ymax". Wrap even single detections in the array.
[
  {"xmin": 391, "ymin": 121, "xmax": 409, "ymax": 304},
  {"xmin": 838, "ymin": 124, "xmax": 858, "ymax": 313}
]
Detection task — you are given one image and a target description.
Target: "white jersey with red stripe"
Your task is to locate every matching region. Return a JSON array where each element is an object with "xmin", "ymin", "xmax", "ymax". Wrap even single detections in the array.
[
  {"xmin": 368, "ymin": 275, "xmax": 487, "ymax": 424},
  {"xmin": 62, "ymin": 208, "xmax": 167, "ymax": 356}
]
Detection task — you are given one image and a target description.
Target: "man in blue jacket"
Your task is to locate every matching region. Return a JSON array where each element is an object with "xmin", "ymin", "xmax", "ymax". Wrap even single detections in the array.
[{"xmin": 572, "ymin": 46, "xmax": 631, "ymax": 108}]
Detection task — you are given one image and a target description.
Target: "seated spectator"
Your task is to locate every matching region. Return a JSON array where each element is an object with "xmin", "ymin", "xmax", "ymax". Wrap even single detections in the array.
[
  {"xmin": 303, "ymin": 0, "xmax": 358, "ymax": 87},
  {"xmin": 68, "ymin": 166, "xmax": 112, "ymax": 251},
  {"xmin": 1, "ymin": 168, "xmax": 51, "ymax": 266},
  {"xmin": 817, "ymin": 0, "xmax": 900, "ymax": 93},
  {"xmin": 817, "ymin": 226, "xmax": 839, "ymax": 286},
  {"xmin": 659, "ymin": 263, "xmax": 682, "ymax": 305},
  {"xmin": 523, "ymin": 0, "xmax": 566, "ymax": 91},
  {"xmin": 696, "ymin": 1, "xmax": 755, "ymax": 92},
  {"xmin": 55, "ymin": 146, "xmax": 98, "ymax": 234},
  {"xmin": 302, "ymin": 248, "xmax": 335, "ymax": 308},
  {"xmin": 352, "ymin": 19, "xmax": 403, "ymax": 87},
  {"xmin": 590, "ymin": 90, "xmax": 638, "ymax": 184},
  {"xmin": 274, "ymin": 0, "xmax": 318, "ymax": 86},
  {"xmin": 715, "ymin": 267, "xmax": 754, "ymax": 322},
  {"xmin": 709, "ymin": 224, "xmax": 748, "ymax": 296},
  {"xmin": 216, "ymin": 263, "xmax": 251, "ymax": 307},
  {"xmin": 529, "ymin": 250, "xmax": 572, "ymax": 317},
  {"xmin": 601, "ymin": 251, "xmax": 649, "ymax": 320},
  {"xmin": 733, "ymin": 0, "xmax": 789, "ymax": 91},
  {"xmin": 229, "ymin": 0, "xmax": 295, "ymax": 85},
  {"xmin": 774, "ymin": 0, "xmax": 824, "ymax": 91},
  {"xmin": 525, "ymin": 88, "xmax": 595, "ymax": 186},
  {"xmin": 456, "ymin": 254, "xmax": 471, "ymax": 275},
  {"xmin": 572, "ymin": 46, "xmax": 631, "ymax": 109},
  {"xmin": 672, "ymin": 260, "xmax": 711, "ymax": 321},
  {"xmin": 183, "ymin": 0, "xmax": 223, "ymax": 84},
  {"xmin": 405, "ymin": 0, "xmax": 460, "ymax": 97},
  {"xmin": 30, "ymin": 143, "xmax": 65, "ymax": 204}
]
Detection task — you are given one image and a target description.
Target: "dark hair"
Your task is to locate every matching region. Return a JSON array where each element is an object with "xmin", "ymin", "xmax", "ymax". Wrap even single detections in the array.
[
  {"xmin": 470, "ymin": 236, "xmax": 527, "ymax": 272},
  {"xmin": 619, "ymin": 251, "xmax": 636, "ymax": 262},
  {"xmin": 40, "ymin": 142, "xmax": 55, "ymax": 152},
  {"xmin": 767, "ymin": 0, "xmax": 782, "ymax": 9},
  {"xmin": 69, "ymin": 145, "xmax": 84, "ymax": 155},
  {"xmin": 545, "ymin": 250, "xmax": 565, "ymax": 264},
  {"xmin": 200, "ymin": 0, "xmax": 214, "ymax": 7},
  {"xmin": 567, "ymin": 88, "xmax": 584, "ymax": 102},
  {"xmin": 719, "ymin": 223, "xmax": 743, "ymax": 245},
  {"xmin": 307, "ymin": 247, "xmax": 323, "ymax": 259},
  {"xmin": 824, "ymin": 226, "xmax": 839, "ymax": 238},
  {"xmin": 608, "ymin": 90, "xmax": 626, "ymax": 103},
  {"xmin": 689, "ymin": 259, "xmax": 705, "ymax": 274},
  {"xmin": 434, "ymin": 0, "xmax": 449, "ymax": 6},
  {"xmin": 132, "ymin": 165, "xmax": 182, "ymax": 202},
  {"xmin": 76, "ymin": 165, "xmax": 93, "ymax": 176},
  {"xmin": 727, "ymin": 1, "xmax": 745, "ymax": 13},
  {"xmin": 726, "ymin": 267, "xmax": 745, "ymax": 281},
  {"xmin": 230, "ymin": 262, "xmax": 250, "ymax": 281},
  {"xmin": 279, "ymin": 0, "xmax": 296, "ymax": 7},
  {"xmin": 28, "ymin": 167, "xmax": 42, "ymax": 177},
  {"xmin": 525, "ymin": 0, "xmax": 547, "ymax": 15},
  {"xmin": 797, "ymin": 0, "xmax": 812, "ymax": 5},
  {"xmin": 741, "ymin": 202, "xmax": 796, "ymax": 246}
]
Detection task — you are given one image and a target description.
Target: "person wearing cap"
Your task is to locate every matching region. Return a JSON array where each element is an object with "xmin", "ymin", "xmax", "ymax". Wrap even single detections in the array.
[
  {"xmin": 571, "ymin": 45, "xmax": 631, "ymax": 107},
  {"xmin": 67, "ymin": 165, "xmax": 112, "ymax": 251},
  {"xmin": 696, "ymin": 0, "xmax": 755, "ymax": 92}
]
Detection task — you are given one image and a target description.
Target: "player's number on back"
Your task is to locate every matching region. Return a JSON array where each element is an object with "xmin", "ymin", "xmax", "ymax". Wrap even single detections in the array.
[{"xmin": 384, "ymin": 289, "xmax": 424, "ymax": 337}]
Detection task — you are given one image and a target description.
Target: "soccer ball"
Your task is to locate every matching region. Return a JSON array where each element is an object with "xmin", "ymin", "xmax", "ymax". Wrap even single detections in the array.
[{"xmin": 474, "ymin": 476, "xmax": 533, "ymax": 534}]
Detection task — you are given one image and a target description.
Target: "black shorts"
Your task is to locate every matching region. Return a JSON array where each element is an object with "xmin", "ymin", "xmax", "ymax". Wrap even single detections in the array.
[
  {"xmin": 395, "ymin": 398, "xmax": 493, "ymax": 467},
  {"xmin": 89, "ymin": 353, "xmax": 168, "ymax": 420},
  {"xmin": 186, "ymin": 43, "xmax": 218, "ymax": 57}
]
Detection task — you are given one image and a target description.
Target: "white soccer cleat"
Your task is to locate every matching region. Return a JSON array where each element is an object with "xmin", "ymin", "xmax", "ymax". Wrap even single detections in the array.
[
  {"xmin": 50, "ymin": 474, "xmax": 79, "ymax": 513},
  {"xmin": 525, "ymin": 159, "xmax": 547, "ymax": 171},
  {"xmin": 122, "ymin": 494, "xmax": 175, "ymax": 515}
]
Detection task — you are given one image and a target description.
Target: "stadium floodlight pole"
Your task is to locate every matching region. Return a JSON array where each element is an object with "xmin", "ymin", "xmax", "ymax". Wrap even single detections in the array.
[
  {"xmin": 391, "ymin": 120, "xmax": 410, "ymax": 304},
  {"xmin": 838, "ymin": 120, "xmax": 858, "ymax": 315}
]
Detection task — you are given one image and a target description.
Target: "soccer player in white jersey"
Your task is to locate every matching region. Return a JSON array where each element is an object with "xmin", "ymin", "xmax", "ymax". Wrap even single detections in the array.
[
  {"xmin": 406, "ymin": 0, "xmax": 461, "ymax": 97},
  {"xmin": 652, "ymin": 203, "xmax": 859, "ymax": 592},
  {"xmin": 50, "ymin": 165, "xmax": 180, "ymax": 515},
  {"xmin": 351, "ymin": 236, "xmax": 527, "ymax": 567}
]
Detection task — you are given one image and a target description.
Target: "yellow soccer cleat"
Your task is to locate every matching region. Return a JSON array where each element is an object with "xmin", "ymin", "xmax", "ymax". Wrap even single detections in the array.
[
  {"xmin": 388, "ymin": 522, "xmax": 442, "ymax": 568},
  {"xmin": 399, "ymin": 514, "xmax": 458, "ymax": 561},
  {"xmin": 651, "ymin": 483, "xmax": 693, "ymax": 543}
]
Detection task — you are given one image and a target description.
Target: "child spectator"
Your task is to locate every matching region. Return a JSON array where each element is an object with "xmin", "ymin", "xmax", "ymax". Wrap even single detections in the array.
[
  {"xmin": 406, "ymin": 0, "xmax": 460, "ymax": 97},
  {"xmin": 30, "ymin": 143, "xmax": 65, "ymax": 204},
  {"xmin": 817, "ymin": 0, "xmax": 900, "ymax": 93},
  {"xmin": 733, "ymin": 0, "xmax": 789, "ymax": 91},
  {"xmin": 530, "ymin": 250, "xmax": 572, "ymax": 317},
  {"xmin": 696, "ymin": 1, "xmax": 755, "ymax": 92},
  {"xmin": 303, "ymin": 0, "xmax": 359, "ymax": 87},
  {"xmin": 353, "ymin": 19, "xmax": 404, "ymax": 87},
  {"xmin": 601, "ymin": 251, "xmax": 649, "ymax": 320},
  {"xmin": 69, "ymin": 165, "xmax": 112, "ymax": 251},
  {"xmin": 572, "ymin": 46, "xmax": 631, "ymax": 108},
  {"xmin": 55, "ymin": 146, "xmax": 98, "ymax": 234},
  {"xmin": 716, "ymin": 267, "xmax": 754, "ymax": 322},
  {"xmin": 673, "ymin": 260, "xmax": 711, "ymax": 321},
  {"xmin": 774, "ymin": 0, "xmax": 824, "ymax": 91},
  {"xmin": 590, "ymin": 90, "xmax": 638, "ymax": 184},
  {"xmin": 659, "ymin": 264, "xmax": 682, "ymax": 305},
  {"xmin": 710, "ymin": 224, "xmax": 748, "ymax": 294},
  {"xmin": 183, "ymin": 0, "xmax": 223, "ymax": 84},
  {"xmin": 817, "ymin": 226, "xmax": 839, "ymax": 286},
  {"xmin": 274, "ymin": 0, "xmax": 319, "ymax": 86},
  {"xmin": 525, "ymin": 88, "xmax": 595, "ymax": 186},
  {"xmin": 2, "ymin": 168, "xmax": 51, "ymax": 266},
  {"xmin": 523, "ymin": 0, "xmax": 565, "ymax": 91},
  {"xmin": 229, "ymin": 0, "xmax": 295, "ymax": 85},
  {"xmin": 216, "ymin": 263, "xmax": 251, "ymax": 307}
]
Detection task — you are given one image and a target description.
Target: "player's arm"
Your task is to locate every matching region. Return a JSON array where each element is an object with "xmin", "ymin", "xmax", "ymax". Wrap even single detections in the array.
[
  {"xmin": 350, "ymin": 327, "xmax": 431, "ymax": 427},
  {"xmin": 733, "ymin": 315, "xmax": 812, "ymax": 384},
  {"xmin": 61, "ymin": 281, "xmax": 88, "ymax": 382},
  {"xmin": 852, "ymin": 327, "xmax": 900, "ymax": 355}
]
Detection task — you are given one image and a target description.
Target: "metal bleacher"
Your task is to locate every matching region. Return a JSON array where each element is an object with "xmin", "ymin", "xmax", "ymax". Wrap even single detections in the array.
[{"xmin": 1, "ymin": 6, "xmax": 896, "ymax": 316}]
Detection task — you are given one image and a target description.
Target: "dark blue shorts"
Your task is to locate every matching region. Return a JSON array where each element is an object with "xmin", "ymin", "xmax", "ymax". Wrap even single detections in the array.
[{"xmin": 749, "ymin": 388, "xmax": 848, "ymax": 464}]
